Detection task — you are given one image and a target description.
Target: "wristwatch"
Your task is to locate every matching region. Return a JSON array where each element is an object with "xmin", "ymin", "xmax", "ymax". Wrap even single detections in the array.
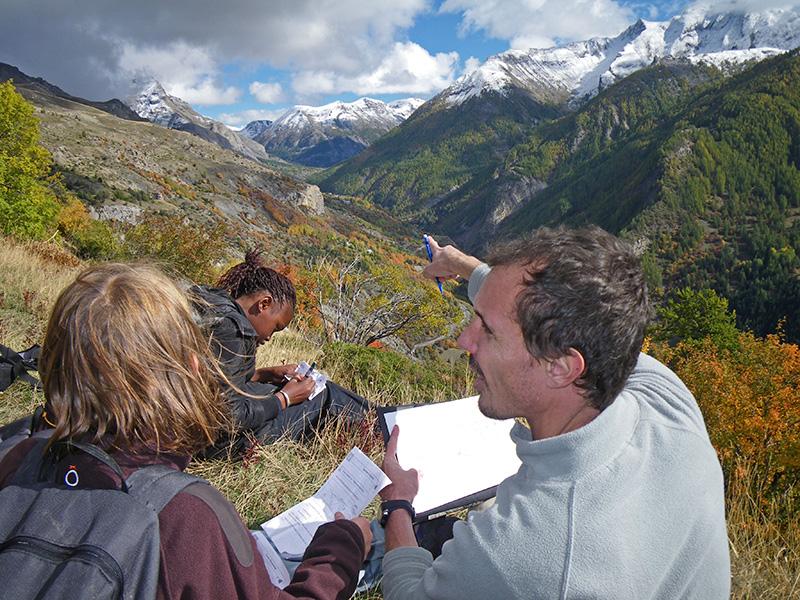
[{"xmin": 380, "ymin": 499, "xmax": 415, "ymax": 527}]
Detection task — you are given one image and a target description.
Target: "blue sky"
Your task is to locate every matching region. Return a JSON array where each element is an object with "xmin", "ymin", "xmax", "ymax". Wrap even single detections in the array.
[{"xmin": 0, "ymin": 0, "xmax": 789, "ymax": 128}]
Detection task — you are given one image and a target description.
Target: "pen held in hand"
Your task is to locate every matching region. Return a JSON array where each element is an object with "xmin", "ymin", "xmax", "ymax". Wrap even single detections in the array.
[{"xmin": 423, "ymin": 235, "xmax": 444, "ymax": 296}]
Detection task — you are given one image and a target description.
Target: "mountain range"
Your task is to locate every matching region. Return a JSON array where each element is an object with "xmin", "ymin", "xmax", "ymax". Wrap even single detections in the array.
[
  {"xmin": 243, "ymin": 97, "xmax": 424, "ymax": 167},
  {"xmin": 126, "ymin": 80, "xmax": 276, "ymax": 164},
  {"xmin": 319, "ymin": 5, "xmax": 800, "ymax": 341},
  {"xmin": 320, "ymin": 6, "xmax": 800, "ymax": 212},
  {"xmin": 124, "ymin": 81, "xmax": 423, "ymax": 168},
  {"xmin": 441, "ymin": 9, "xmax": 800, "ymax": 109}
]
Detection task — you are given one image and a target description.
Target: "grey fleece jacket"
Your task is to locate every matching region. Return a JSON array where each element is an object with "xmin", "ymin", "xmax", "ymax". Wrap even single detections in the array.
[{"xmin": 382, "ymin": 264, "xmax": 730, "ymax": 600}]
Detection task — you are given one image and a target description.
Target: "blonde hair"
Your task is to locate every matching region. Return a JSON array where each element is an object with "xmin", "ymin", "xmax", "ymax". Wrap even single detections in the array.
[{"xmin": 40, "ymin": 263, "xmax": 230, "ymax": 455}]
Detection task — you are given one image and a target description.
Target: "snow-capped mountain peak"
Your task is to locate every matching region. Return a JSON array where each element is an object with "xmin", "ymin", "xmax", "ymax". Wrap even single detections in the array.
[
  {"xmin": 241, "ymin": 119, "xmax": 273, "ymax": 139},
  {"xmin": 439, "ymin": 6, "xmax": 800, "ymax": 107},
  {"xmin": 128, "ymin": 79, "xmax": 176, "ymax": 126},
  {"xmin": 269, "ymin": 96, "xmax": 424, "ymax": 131},
  {"xmin": 126, "ymin": 79, "xmax": 271, "ymax": 163},
  {"xmin": 251, "ymin": 96, "xmax": 425, "ymax": 167}
]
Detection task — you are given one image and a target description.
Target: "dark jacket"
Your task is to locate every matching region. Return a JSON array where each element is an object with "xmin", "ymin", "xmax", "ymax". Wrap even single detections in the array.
[
  {"xmin": 191, "ymin": 286, "xmax": 283, "ymax": 431},
  {"xmin": 0, "ymin": 438, "xmax": 364, "ymax": 600}
]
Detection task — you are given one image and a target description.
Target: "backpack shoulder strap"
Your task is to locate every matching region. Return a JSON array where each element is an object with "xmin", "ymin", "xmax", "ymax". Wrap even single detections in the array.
[
  {"xmin": 125, "ymin": 466, "xmax": 207, "ymax": 514},
  {"xmin": 8, "ymin": 435, "xmax": 51, "ymax": 484}
]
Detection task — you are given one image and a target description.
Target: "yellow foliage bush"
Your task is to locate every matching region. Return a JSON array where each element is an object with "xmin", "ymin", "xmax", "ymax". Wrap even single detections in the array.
[
  {"xmin": 287, "ymin": 223, "xmax": 316, "ymax": 237},
  {"xmin": 57, "ymin": 197, "xmax": 117, "ymax": 259},
  {"xmin": 651, "ymin": 331, "xmax": 800, "ymax": 501}
]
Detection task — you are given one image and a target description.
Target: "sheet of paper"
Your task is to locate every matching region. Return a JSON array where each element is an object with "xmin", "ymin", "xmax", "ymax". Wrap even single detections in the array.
[
  {"xmin": 261, "ymin": 446, "xmax": 391, "ymax": 559},
  {"xmin": 252, "ymin": 530, "xmax": 292, "ymax": 589},
  {"xmin": 293, "ymin": 361, "xmax": 328, "ymax": 398},
  {"xmin": 383, "ymin": 396, "xmax": 521, "ymax": 515}
]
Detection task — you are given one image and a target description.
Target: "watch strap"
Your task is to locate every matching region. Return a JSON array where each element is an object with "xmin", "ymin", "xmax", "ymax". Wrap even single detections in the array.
[{"xmin": 380, "ymin": 499, "xmax": 415, "ymax": 526}]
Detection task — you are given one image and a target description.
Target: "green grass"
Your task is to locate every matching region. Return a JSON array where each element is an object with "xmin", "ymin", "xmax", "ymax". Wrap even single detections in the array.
[{"xmin": 1, "ymin": 234, "xmax": 798, "ymax": 599}]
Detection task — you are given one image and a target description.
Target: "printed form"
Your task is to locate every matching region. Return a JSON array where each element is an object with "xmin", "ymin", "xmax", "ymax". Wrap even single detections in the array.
[{"xmin": 260, "ymin": 447, "xmax": 390, "ymax": 560}]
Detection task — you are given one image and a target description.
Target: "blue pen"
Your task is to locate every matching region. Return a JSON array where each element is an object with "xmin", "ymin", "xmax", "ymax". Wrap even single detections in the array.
[{"xmin": 423, "ymin": 235, "xmax": 444, "ymax": 295}]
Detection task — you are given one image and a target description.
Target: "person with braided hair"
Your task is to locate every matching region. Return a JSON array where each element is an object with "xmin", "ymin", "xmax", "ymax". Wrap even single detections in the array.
[{"xmin": 191, "ymin": 249, "xmax": 371, "ymax": 456}]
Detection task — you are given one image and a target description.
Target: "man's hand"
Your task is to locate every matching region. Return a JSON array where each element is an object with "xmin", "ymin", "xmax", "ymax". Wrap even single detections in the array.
[
  {"xmin": 335, "ymin": 512, "xmax": 372, "ymax": 560},
  {"xmin": 381, "ymin": 426, "xmax": 420, "ymax": 551},
  {"xmin": 280, "ymin": 376, "xmax": 316, "ymax": 406},
  {"xmin": 422, "ymin": 235, "xmax": 482, "ymax": 282},
  {"xmin": 253, "ymin": 364, "xmax": 300, "ymax": 384},
  {"xmin": 380, "ymin": 426, "xmax": 419, "ymax": 502}
]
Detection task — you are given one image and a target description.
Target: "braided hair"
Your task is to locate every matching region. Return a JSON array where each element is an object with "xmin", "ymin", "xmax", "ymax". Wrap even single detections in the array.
[{"xmin": 217, "ymin": 249, "xmax": 296, "ymax": 308}]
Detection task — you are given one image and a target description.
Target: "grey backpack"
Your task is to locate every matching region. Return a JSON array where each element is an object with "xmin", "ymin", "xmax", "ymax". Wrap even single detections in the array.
[{"xmin": 0, "ymin": 438, "xmax": 206, "ymax": 599}]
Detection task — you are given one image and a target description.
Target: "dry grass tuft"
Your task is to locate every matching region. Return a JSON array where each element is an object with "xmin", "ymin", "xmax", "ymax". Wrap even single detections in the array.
[
  {"xmin": 0, "ymin": 237, "xmax": 82, "ymax": 348},
  {"xmin": 189, "ymin": 415, "xmax": 384, "ymax": 528},
  {"xmin": 727, "ymin": 459, "xmax": 800, "ymax": 599},
  {"xmin": 1, "ymin": 235, "xmax": 799, "ymax": 598}
]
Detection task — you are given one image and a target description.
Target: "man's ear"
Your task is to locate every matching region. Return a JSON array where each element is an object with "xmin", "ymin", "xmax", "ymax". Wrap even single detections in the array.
[{"xmin": 545, "ymin": 348, "xmax": 585, "ymax": 389}]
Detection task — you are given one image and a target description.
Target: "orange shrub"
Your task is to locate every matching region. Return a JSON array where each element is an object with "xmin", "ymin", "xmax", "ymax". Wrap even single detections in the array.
[
  {"xmin": 651, "ymin": 332, "xmax": 800, "ymax": 500},
  {"xmin": 278, "ymin": 263, "xmax": 322, "ymax": 331}
]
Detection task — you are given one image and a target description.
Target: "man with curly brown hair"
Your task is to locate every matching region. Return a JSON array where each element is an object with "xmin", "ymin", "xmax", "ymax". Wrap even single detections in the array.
[{"xmin": 379, "ymin": 227, "xmax": 730, "ymax": 600}]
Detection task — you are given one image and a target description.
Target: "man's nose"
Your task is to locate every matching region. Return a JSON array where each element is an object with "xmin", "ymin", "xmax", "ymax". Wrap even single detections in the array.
[{"xmin": 457, "ymin": 319, "xmax": 477, "ymax": 353}]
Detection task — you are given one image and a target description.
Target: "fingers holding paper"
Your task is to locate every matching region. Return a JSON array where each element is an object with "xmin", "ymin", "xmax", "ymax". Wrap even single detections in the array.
[
  {"xmin": 335, "ymin": 512, "xmax": 372, "ymax": 560},
  {"xmin": 281, "ymin": 377, "xmax": 316, "ymax": 405},
  {"xmin": 380, "ymin": 425, "xmax": 420, "ymax": 502}
]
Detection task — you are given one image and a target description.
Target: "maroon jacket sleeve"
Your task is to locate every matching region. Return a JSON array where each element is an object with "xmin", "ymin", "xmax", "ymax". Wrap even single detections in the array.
[
  {"xmin": 285, "ymin": 520, "xmax": 366, "ymax": 600},
  {"xmin": 156, "ymin": 484, "xmax": 364, "ymax": 600}
]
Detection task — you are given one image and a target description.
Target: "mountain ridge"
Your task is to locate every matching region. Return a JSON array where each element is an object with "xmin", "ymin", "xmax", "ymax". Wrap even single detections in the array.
[
  {"xmin": 0, "ymin": 62, "xmax": 144, "ymax": 122},
  {"xmin": 251, "ymin": 96, "xmax": 425, "ymax": 167},
  {"xmin": 126, "ymin": 80, "xmax": 277, "ymax": 164}
]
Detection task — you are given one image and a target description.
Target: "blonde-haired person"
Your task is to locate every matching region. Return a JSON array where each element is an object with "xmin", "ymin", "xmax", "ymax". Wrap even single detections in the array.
[{"xmin": 0, "ymin": 263, "xmax": 371, "ymax": 600}]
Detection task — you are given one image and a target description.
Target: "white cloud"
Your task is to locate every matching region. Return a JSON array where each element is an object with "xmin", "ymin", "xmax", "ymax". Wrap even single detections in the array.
[
  {"xmin": 463, "ymin": 56, "xmax": 482, "ymax": 76},
  {"xmin": 687, "ymin": 0, "xmax": 800, "ymax": 12},
  {"xmin": 292, "ymin": 42, "xmax": 459, "ymax": 98},
  {"xmin": 0, "ymin": 0, "xmax": 433, "ymax": 100},
  {"xmin": 440, "ymin": 0, "xmax": 635, "ymax": 48},
  {"xmin": 120, "ymin": 41, "xmax": 240, "ymax": 105},
  {"xmin": 249, "ymin": 81, "xmax": 286, "ymax": 104},
  {"xmin": 217, "ymin": 108, "xmax": 288, "ymax": 130},
  {"xmin": 171, "ymin": 80, "xmax": 241, "ymax": 105}
]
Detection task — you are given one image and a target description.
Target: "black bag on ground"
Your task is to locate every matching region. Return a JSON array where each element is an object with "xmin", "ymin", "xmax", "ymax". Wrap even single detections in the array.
[
  {"xmin": 0, "ymin": 438, "xmax": 205, "ymax": 600},
  {"xmin": 0, "ymin": 406, "xmax": 50, "ymax": 463},
  {"xmin": 0, "ymin": 344, "xmax": 41, "ymax": 392}
]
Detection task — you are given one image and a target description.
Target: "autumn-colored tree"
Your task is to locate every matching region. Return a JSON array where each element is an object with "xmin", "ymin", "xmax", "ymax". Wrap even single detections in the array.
[
  {"xmin": 0, "ymin": 81, "xmax": 60, "ymax": 238},
  {"xmin": 57, "ymin": 197, "xmax": 117, "ymax": 259},
  {"xmin": 650, "ymin": 331, "xmax": 800, "ymax": 502},
  {"xmin": 276, "ymin": 263, "xmax": 322, "ymax": 331},
  {"xmin": 121, "ymin": 214, "xmax": 227, "ymax": 282},
  {"xmin": 309, "ymin": 254, "xmax": 461, "ymax": 348}
]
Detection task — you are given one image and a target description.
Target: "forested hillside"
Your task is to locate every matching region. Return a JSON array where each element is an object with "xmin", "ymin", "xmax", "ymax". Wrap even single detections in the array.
[
  {"xmin": 316, "ymin": 88, "xmax": 564, "ymax": 213},
  {"xmin": 321, "ymin": 52, "xmax": 800, "ymax": 342},
  {"xmin": 492, "ymin": 51, "xmax": 800, "ymax": 341}
]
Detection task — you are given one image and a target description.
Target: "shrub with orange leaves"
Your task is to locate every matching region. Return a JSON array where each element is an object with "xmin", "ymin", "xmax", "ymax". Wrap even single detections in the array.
[
  {"xmin": 278, "ymin": 263, "xmax": 322, "ymax": 331},
  {"xmin": 650, "ymin": 330, "xmax": 800, "ymax": 502}
]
